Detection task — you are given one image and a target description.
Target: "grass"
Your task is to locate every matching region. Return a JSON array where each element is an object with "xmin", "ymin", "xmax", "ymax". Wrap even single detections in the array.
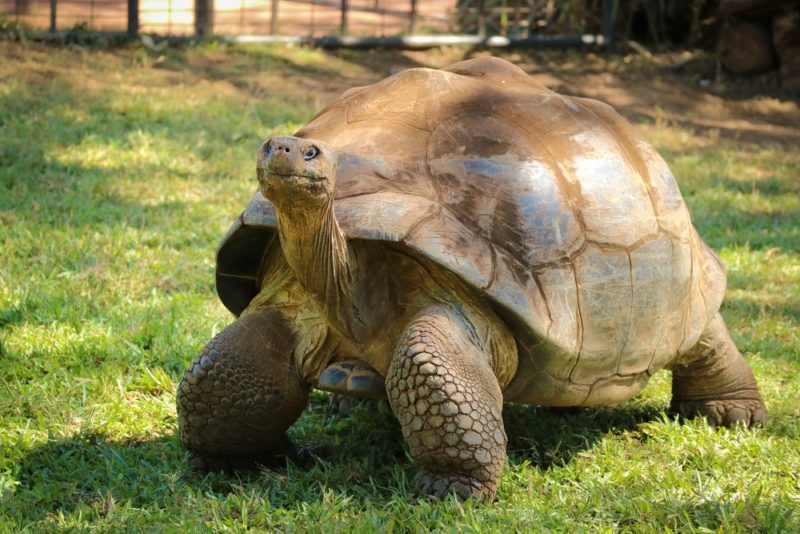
[{"xmin": 1, "ymin": 40, "xmax": 798, "ymax": 532}]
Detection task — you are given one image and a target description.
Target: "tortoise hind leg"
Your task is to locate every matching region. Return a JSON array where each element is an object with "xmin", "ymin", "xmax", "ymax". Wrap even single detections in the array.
[
  {"xmin": 670, "ymin": 313, "xmax": 767, "ymax": 428},
  {"xmin": 177, "ymin": 307, "xmax": 310, "ymax": 473},
  {"xmin": 386, "ymin": 305, "xmax": 507, "ymax": 501}
]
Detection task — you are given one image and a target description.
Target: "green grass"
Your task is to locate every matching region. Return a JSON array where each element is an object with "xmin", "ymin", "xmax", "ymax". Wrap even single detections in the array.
[{"xmin": 1, "ymin": 41, "xmax": 798, "ymax": 532}]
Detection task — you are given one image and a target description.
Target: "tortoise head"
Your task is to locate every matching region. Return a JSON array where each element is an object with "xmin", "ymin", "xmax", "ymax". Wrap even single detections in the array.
[{"xmin": 257, "ymin": 136, "xmax": 337, "ymax": 211}]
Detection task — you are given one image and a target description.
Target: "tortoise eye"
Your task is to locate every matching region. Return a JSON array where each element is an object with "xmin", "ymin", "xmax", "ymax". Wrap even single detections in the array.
[{"xmin": 304, "ymin": 147, "xmax": 319, "ymax": 161}]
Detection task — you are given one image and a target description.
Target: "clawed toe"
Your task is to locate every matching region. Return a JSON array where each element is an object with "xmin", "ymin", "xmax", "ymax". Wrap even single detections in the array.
[
  {"xmin": 186, "ymin": 436, "xmax": 313, "ymax": 475},
  {"xmin": 670, "ymin": 397, "xmax": 767, "ymax": 428},
  {"xmin": 188, "ymin": 453, "xmax": 263, "ymax": 475},
  {"xmin": 415, "ymin": 469, "xmax": 493, "ymax": 501}
]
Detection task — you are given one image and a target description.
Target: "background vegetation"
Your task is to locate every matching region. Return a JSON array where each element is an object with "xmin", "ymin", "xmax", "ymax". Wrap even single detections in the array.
[{"xmin": 0, "ymin": 41, "xmax": 798, "ymax": 531}]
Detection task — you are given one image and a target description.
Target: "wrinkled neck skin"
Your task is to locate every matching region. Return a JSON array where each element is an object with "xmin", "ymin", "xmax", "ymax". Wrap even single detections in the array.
[{"xmin": 275, "ymin": 198, "xmax": 360, "ymax": 339}]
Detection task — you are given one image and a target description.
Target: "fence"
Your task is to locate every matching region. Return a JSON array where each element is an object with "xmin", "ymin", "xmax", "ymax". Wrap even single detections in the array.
[{"xmin": 0, "ymin": 0, "xmax": 617, "ymax": 47}]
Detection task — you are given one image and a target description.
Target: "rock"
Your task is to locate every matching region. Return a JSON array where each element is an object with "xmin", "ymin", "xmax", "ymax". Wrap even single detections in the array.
[
  {"xmin": 717, "ymin": 17, "xmax": 777, "ymax": 74},
  {"xmin": 772, "ymin": 7, "xmax": 800, "ymax": 51}
]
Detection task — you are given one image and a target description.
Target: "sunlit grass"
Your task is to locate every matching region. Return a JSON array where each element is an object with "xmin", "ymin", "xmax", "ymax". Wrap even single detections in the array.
[{"xmin": 1, "ymin": 40, "xmax": 798, "ymax": 531}]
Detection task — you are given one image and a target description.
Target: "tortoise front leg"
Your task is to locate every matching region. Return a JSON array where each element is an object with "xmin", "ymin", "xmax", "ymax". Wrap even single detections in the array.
[
  {"xmin": 386, "ymin": 305, "xmax": 507, "ymax": 501},
  {"xmin": 177, "ymin": 307, "xmax": 310, "ymax": 472}
]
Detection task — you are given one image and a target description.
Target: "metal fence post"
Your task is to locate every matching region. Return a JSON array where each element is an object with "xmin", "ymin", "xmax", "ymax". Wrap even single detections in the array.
[
  {"xmin": 271, "ymin": 0, "xmax": 279, "ymax": 35},
  {"xmin": 602, "ymin": 0, "xmax": 618, "ymax": 54},
  {"xmin": 14, "ymin": 0, "xmax": 27, "ymax": 21},
  {"xmin": 340, "ymin": 0, "xmax": 348, "ymax": 36},
  {"xmin": 196, "ymin": 0, "xmax": 214, "ymax": 37},
  {"xmin": 127, "ymin": 0, "xmax": 139, "ymax": 36},
  {"xmin": 409, "ymin": 0, "xmax": 417, "ymax": 34},
  {"xmin": 477, "ymin": 0, "xmax": 486, "ymax": 38},
  {"xmin": 49, "ymin": 0, "xmax": 56, "ymax": 32}
]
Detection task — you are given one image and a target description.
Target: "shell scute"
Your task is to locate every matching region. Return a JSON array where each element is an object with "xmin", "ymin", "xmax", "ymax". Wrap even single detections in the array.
[
  {"xmin": 427, "ymin": 112, "xmax": 585, "ymax": 268},
  {"xmin": 622, "ymin": 233, "xmax": 686, "ymax": 375},
  {"xmin": 241, "ymin": 192, "xmax": 276, "ymax": 227},
  {"xmin": 334, "ymin": 192, "xmax": 438, "ymax": 242},
  {"xmin": 346, "ymin": 68, "xmax": 464, "ymax": 132},
  {"xmin": 571, "ymin": 244, "xmax": 633, "ymax": 385},
  {"xmin": 486, "ymin": 249, "xmax": 552, "ymax": 350},
  {"xmin": 405, "ymin": 210, "xmax": 494, "ymax": 291},
  {"xmin": 584, "ymin": 373, "xmax": 650, "ymax": 406},
  {"xmin": 332, "ymin": 123, "xmax": 436, "ymax": 201},
  {"xmin": 678, "ymin": 230, "xmax": 727, "ymax": 355},
  {"xmin": 532, "ymin": 264, "xmax": 581, "ymax": 379},
  {"xmin": 567, "ymin": 129, "xmax": 659, "ymax": 248},
  {"xmin": 443, "ymin": 55, "xmax": 529, "ymax": 80},
  {"xmin": 635, "ymin": 140, "xmax": 692, "ymax": 242},
  {"xmin": 573, "ymin": 97, "xmax": 691, "ymax": 243}
]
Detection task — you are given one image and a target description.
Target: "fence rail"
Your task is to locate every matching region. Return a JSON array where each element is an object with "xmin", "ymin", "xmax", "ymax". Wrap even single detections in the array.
[{"xmin": 1, "ymin": 0, "xmax": 617, "ymax": 49}]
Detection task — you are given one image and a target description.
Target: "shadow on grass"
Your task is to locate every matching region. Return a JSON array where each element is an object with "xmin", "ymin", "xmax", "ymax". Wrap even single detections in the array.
[
  {"xmin": 0, "ymin": 304, "xmax": 28, "ymax": 329},
  {"xmin": 7, "ymin": 432, "xmax": 186, "ymax": 522},
  {"xmin": 503, "ymin": 402, "xmax": 664, "ymax": 467},
  {"xmin": 8, "ymin": 401, "xmax": 404, "ymax": 523},
  {"xmin": 13, "ymin": 389, "xmax": 793, "ymax": 523},
  {"xmin": 9, "ymin": 395, "xmax": 666, "ymax": 519}
]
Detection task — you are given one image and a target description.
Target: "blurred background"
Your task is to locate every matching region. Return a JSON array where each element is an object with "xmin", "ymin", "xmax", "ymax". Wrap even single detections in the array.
[{"xmin": 1, "ymin": 1, "xmax": 798, "ymax": 89}]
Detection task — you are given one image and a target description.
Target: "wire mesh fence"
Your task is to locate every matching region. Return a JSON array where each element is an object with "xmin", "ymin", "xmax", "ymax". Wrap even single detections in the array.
[{"xmin": 0, "ymin": 0, "xmax": 616, "ymax": 44}]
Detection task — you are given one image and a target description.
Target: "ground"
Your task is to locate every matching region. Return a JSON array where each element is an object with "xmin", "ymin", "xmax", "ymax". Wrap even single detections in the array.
[{"xmin": 0, "ymin": 40, "xmax": 798, "ymax": 531}]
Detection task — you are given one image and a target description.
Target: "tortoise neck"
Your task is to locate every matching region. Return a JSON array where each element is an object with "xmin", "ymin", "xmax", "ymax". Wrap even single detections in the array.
[{"xmin": 276, "ymin": 200, "xmax": 358, "ymax": 337}]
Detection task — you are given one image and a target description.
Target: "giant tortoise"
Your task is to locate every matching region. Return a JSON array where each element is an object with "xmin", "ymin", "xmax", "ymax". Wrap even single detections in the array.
[{"xmin": 177, "ymin": 56, "xmax": 766, "ymax": 501}]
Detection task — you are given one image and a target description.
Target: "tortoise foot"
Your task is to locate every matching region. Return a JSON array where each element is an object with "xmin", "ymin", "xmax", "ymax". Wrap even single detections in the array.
[
  {"xmin": 187, "ymin": 436, "xmax": 312, "ymax": 475},
  {"xmin": 415, "ymin": 469, "xmax": 490, "ymax": 501},
  {"xmin": 670, "ymin": 397, "xmax": 767, "ymax": 428},
  {"xmin": 671, "ymin": 313, "xmax": 767, "ymax": 429},
  {"xmin": 188, "ymin": 453, "xmax": 263, "ymax": 475}
]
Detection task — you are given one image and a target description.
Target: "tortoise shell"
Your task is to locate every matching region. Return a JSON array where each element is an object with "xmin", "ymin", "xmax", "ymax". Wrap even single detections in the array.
[{"xmin": 216, "ymin": 57, "xmax": 726, "ymax": 406}]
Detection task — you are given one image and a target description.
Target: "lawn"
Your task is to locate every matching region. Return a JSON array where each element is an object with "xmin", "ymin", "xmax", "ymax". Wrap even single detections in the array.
[{"xmin": 0, "ymin": 40, "xmax": 798, "ymax": 532}]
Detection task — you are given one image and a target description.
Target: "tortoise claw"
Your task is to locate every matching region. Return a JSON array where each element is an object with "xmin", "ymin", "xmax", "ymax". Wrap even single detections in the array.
[
  {"xmin": 670, "ymin": 397, "xmax": 767, "ymax": 428},
  {"xmin": 186, "ymin": 435, "xmax": 315, "ymax": 475},
  {"xmin": 415, "ymin": 469, "xmax": 493, "ymax": 501}
]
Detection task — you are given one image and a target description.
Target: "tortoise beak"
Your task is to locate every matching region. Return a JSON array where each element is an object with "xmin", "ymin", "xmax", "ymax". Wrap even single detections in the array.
[{"xmin": 258, "ymin": 138, "xmax": 305, "ymax": 176}]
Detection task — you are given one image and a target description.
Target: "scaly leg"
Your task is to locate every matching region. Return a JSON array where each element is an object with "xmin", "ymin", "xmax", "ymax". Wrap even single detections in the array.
[
  {"xmin": 177, "ymin": 307, "xmax": 310, "ymax": 472},
  {"xmin": 386, "ymin": 305, "xmax": 506, "ymax": 501},
  {"xmin": 670, "ymin": 313, "xmax": 767, "ymax": 428}
]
